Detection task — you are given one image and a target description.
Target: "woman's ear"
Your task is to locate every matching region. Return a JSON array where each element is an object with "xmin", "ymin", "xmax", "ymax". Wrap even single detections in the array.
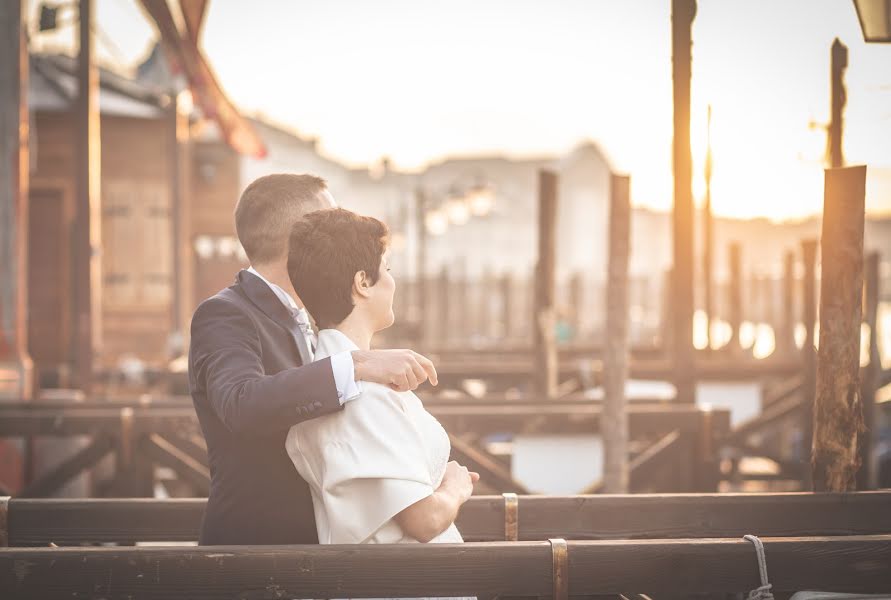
[{"xmin": 353, "ymin": 270, "xmax": 372, "ymax": 299}]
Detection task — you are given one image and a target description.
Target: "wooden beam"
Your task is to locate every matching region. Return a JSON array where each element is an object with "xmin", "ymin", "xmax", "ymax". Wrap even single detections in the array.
[
  {"xmin": 0, "ymin": 0, "xmax": 33, "ymax": 400},
  {"xmin": 813, "ymin": 166, "xmax": 867, "ymax": 491},
  {"xmin": 801, "ymin": 237, "xmax": 819, "ymax": 488},
  {"xmin": 7, "ymin": 492, "xmax": 891, "ymax": 546},
  {"xmin": 140, "ymin": 434, "xmax": 209, "ymax": 494},
  {"xmin": 534, "ymin": 170, "xmax": 558, "ymax": 399},
  {"xmin": 858, "ymin": 252, "xmax": 881, "ymax": 490},
  {"xmin": 829, "ymin": 39, "xmax": 848, "ymax": 169},
  {"xmin": 72, "ymin": 0, "xmax": 102, "ymax": 393},
  {"xmin": 447, "ymin": 434, "xmax": 529, "ymax": 494},
  {"xmin": 0, "ymin": 404, "xmax": 727, "ymax": 438},
  {"xmin": 19, "ymin": 435, "xmax": 114, "ymax": 498},
  {"xmin": 779, "ymin": 250, "xmax": 797, "ymax": 357},
  {"xmin": 671, "ymin": 0, "xmax": 697, "ymax": 403},
  {"xmin": 603, "ymin": 174, "xmax": 631, "ymax": 493},
  {"xmin": 727, "ymin": 242, "xmax": 743, "ymax": 352},
  {"xmin": 2, "ymin": 536, "xmax": 890, "ymax": 596}
]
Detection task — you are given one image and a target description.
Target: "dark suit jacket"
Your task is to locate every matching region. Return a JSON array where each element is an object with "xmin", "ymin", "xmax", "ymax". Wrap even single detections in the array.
[{"xmin": 189, "ymin": 269, "xmax": 343, "ymax": 545}]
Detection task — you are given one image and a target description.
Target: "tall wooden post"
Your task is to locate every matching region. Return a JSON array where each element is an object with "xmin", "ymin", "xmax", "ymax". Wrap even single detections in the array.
[
  {"xmin": 72, "ymin": 0, "xmax": 102, "ymax": 393},
  {"xmin": 812, "ymin": 166, "xmax": 866, "ymax": 491},
  {"xmin": 415, "ymin": 189, "xmax": 428, "ymax": 345},
  {"xmin": 169, "ymin": 94, "xmax": 192, "ymax": 347},
  {"xmin": 801, "ymin": 238, "xmax": 818, "ymax": 485},
  {"xmin": 534, "ymin": 170, "xmax": 558, "ymax": 400},
  {"xmin": 569, "ymin": 272, "xmax": 583, "ymax": 340},
  {"xmin": 671, "ymin": 0, "xmax": 697, "ymax": 403},
  {"xmin": 727, "ymin": 243, "xmax": 742, "ymax": 352},
  {"xmin": 828, "ymin": 39, "xmax": 848, "ymax": 169},
  {"xmin": 702, "ymin": 104, "xmax": 714, "ymax": 352},
  {"xmin": 603, "ymin": 175, "xmax": 631, "ymax": 493},
  {"xmin": 0, "ymin": 0, "xmax": 33, "ymax": 400},
  {"xmin": 437, "ymin": 265, "xmax": 450, "ymax": 347},
  {"xmin": 857, "ymin": 252, "xmax": 880, "ymax": 490},
  {"xmin": 500, "ymin": 272, "xmax": 513, "ymax": 340},
  {"xmin": 780, "ymin": 250, "xmax": 797, "ymax": 357}
]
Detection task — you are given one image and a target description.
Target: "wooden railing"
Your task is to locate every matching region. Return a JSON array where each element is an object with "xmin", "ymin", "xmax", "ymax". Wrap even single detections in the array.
[{"xmin": 4, "ymin": 492, "xmax": 890, "ymax": 546}]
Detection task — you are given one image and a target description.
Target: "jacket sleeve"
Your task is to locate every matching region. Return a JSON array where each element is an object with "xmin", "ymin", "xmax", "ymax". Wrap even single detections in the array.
[{"xmin": 189, "ymin": 296, "xmax": 342, "ymax": 435}]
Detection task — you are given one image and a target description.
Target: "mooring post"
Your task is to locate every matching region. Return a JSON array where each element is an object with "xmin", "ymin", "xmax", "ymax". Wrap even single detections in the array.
[
  {"xmin": 857, "ymin": 252, "xmax": 880, "ymax": 490},
  {"xmin": 534, "ymin": 170, "xmax": 559, "ymax": 400},
  {"xmin": 603, "ymin": 174, "xmax": 631, "ymax": 493},
  {"xmin": 437, "ymin": 265, "xmax": 450, "ymax": 347},
  {"xmin": 812, "ymin": 166, "xmax": 867, "ymax": 492},
  {"xmin": 801, "ymin": 238, "xmax": 819, "ymax": 487},
  {"xmin": 780, "ymin": 250, "xmax": 797, "ymax": 357},
  {"xmin": 500, "ymin": 272, "xmax": 513, "ymax": 340},
  {"xmin": 727, "ymin": 242, "xmax": 742, "ymax": 354}
]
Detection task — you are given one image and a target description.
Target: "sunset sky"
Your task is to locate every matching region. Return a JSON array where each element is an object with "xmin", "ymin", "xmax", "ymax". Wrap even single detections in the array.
[{"xmin": 28, "ymin": 0, "xmax": 891, "ymax": 221}]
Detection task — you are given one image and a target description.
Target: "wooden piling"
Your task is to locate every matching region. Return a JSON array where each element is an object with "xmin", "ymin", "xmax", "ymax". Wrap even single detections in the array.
[
  {"xmin": 829, "ymin": 39, "xmax": 848, "ymax": 169},
  {"xmin": 857, "ymin": 252, "xmax": 880, "ymax": 490},
  {"xmin": 437, "ymin": 265, "xmax": 450, "ymax": 347},
  {"xmin": 671, "ymin": 0, "xmax": 697, "ymax": 403},
  {"xmin": 500, "ymin": 272, "xmax": 513, "ymax": 340},
  {"xmin": 780, "ymin": 250, "xmax": 797, "ymax": 357},
  {"xmin": 534, "ymin": 170, "xmax": 559, "ymax": 400},
  {"xmin": 812, "ymin": 166, "xmax": 866, "ymax": 492},
  {"xmin": 0, "ymin": 0, "xmax": 33, "ymax": 400},
  {"xmin": 569, "ymin": 272, "xmax": 583, "ymax": 339},
  {"xmin": 801, "ymin": 238, "xmax": 819, "ymax": 486},
  {"xmin": 603, "ymin": 175, "xmax": 631, "ymax": 493},
  {"xmin": 727, "ymin": 243, "xmax": 742, "ymax": 353},
  {"xmin": 414, "ymin": 189, "xmax": 428, "ymax": 344}
]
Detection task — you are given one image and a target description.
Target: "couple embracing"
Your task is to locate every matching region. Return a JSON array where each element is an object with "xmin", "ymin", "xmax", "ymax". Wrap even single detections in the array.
[{"xmin": 188, "ymin": 174, "xmax": 478, "ymax": 555}]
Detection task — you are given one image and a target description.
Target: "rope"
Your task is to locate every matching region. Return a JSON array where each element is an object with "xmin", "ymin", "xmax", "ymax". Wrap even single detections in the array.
[{"xmin": 744, "ymin": 534, "xmax": 774, "ymax": 600}]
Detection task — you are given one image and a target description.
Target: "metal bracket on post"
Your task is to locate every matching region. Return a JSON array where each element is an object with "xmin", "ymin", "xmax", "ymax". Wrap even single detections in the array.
[
  {"xmin": 548, "ymin": 538, "xmax": 568, "ymax": 600},
  {"xmin": 502, "ymin": 492, "xmax": 518, "ymax": 541},
  {"xmin": 0, "ymin": 496, "xmax": 10, "ymax": 546}
]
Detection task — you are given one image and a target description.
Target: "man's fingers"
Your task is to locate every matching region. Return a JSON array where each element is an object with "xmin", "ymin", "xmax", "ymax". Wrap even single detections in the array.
[
  {"xmin": 391, "ymin": 374, "xmax": 409, "ymax": 393},
  {"xmin": 404, "ymin": 368, "xmax": 419, "ymax": 391},
  {"xmin": 469, "ymin": 471, "xmax": 480, "ymax": 483},
  {"xmin": 408, "ymin": 358, "xmax": 428, "ymax": 387},
  {"xmin": 413, "ymin": 352, "xmax": 438, "ymax": 387}
]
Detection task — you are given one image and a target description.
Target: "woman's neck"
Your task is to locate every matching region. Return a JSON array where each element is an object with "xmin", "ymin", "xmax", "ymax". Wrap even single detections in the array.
[{"xmin": 333, "ymin": 313, "xmax": 374, "ymax": 351}]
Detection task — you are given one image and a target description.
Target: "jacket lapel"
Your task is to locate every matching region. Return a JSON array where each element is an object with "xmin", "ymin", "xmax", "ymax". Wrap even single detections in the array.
[{"xmin": 235, "ymin": 269, "xmax": 305, "ymax": 365}]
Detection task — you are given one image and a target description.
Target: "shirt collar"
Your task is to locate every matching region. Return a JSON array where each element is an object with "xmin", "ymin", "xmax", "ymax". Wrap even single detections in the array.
[{"xmin": 246, "ymin": 266, "xmax": 301, "ymax": 311}]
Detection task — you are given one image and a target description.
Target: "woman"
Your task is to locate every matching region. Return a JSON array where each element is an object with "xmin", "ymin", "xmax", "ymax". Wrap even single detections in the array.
[{"xmin": 285, "ymin": 207, "xmax": 478, "ymax": 550}]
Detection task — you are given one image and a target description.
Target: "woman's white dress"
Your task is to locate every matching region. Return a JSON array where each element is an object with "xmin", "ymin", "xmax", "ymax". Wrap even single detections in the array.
[{"xmin": 286, "ymin": 328, "xmax": 465, "ymax": 547}]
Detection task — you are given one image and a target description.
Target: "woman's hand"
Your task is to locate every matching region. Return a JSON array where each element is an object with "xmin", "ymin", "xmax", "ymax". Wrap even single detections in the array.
[
  {"xmin": 394, "ymin": 461, "xmax": 479, "ymax": 542},
  {"xmin": 440, "ymin": 461, "xmax": 479, "ymax": 504}
]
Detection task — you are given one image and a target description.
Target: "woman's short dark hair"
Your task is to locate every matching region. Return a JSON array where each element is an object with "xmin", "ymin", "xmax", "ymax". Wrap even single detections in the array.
[{"xmin": 287, "ymin": 208, "xmax": 389, "ymax": 328}]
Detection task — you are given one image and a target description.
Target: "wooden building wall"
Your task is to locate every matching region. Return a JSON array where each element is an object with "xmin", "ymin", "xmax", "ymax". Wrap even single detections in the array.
[{"xmin": 29, "ymin": 111, "xmax": 174, "ymax": 383}]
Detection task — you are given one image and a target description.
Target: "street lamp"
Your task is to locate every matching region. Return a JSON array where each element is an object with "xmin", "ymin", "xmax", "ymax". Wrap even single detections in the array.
[
  {"xmin": 467, "ymin": 183, "xmax": 495, "ymax": 217},
  {"xmin": 445, "ymin": 192, "xmax": 470, "ymax": 225},
  {"xmin": 853, "ymin": 0, "xmax": 891, "ymax": 43}
]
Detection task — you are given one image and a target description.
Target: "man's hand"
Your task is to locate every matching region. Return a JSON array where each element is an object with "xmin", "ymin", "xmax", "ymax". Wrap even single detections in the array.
[{"xmin": 352, "ymin": 349, "xmax": 438, "ymax": 392}]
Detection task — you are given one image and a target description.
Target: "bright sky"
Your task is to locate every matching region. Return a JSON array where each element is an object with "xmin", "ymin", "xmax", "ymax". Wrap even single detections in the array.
[{"xmin": 28, "ymin": 0, "xmax": 891, "ymax": 221}]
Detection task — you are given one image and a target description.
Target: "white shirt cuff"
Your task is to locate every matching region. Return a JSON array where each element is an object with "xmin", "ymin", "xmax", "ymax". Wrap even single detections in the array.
[{"xmin": 330, "ymin": 351, "xmax": 362, "ymax": 405}]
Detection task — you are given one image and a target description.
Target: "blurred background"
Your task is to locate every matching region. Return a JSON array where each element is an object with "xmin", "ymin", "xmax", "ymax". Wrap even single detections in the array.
[{"xmin": 2, "ymin": 0, "xmax": 891, "ymax": 499}]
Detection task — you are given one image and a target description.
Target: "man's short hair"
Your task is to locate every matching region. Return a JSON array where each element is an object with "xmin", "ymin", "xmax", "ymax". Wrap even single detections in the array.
[
  {"xmin": 234, "ymin": 174, "xmax": 329, "ymax": 264},
  {"xmin": 287, "ymin": 208, "xmax": 389, "ymax": 329}
]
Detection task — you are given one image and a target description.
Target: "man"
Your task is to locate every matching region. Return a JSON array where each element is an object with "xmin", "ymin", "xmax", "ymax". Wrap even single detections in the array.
[{"xmin": 189, "ymin": 174, "xmax": 441, "ymax": 545}]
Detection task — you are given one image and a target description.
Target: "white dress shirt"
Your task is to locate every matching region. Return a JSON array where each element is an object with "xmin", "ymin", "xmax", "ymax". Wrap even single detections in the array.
[
  {"xmin": 247, "ymin": 266, "xmax": 361, "ymax": 404},
  {"xmin": 286, "ymin": 328, "xmax": 465, "ymax": 547}
]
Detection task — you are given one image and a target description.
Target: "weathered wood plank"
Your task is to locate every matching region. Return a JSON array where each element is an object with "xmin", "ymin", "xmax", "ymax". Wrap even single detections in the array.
[
  {"xmin": 534, "ymin": 169, "xmax": 559, "ymax": 400},
  {"xmin": 813, "ymin": 166, "xmax": 867, "ymax": 491},
  {"xmin": 0, "ymin": 404, "xmax": 729, "ymax": 437},
  {"xmin": 1, "ymin": 537, "xmax": 889, "ymax": 597},
  {"xmin": 19, "ymin": 435, "xmax": 114, "ymax": 498},
  {"xmin": 7, "ymin": 492, "xmax": 891, "ymax": 546}
]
